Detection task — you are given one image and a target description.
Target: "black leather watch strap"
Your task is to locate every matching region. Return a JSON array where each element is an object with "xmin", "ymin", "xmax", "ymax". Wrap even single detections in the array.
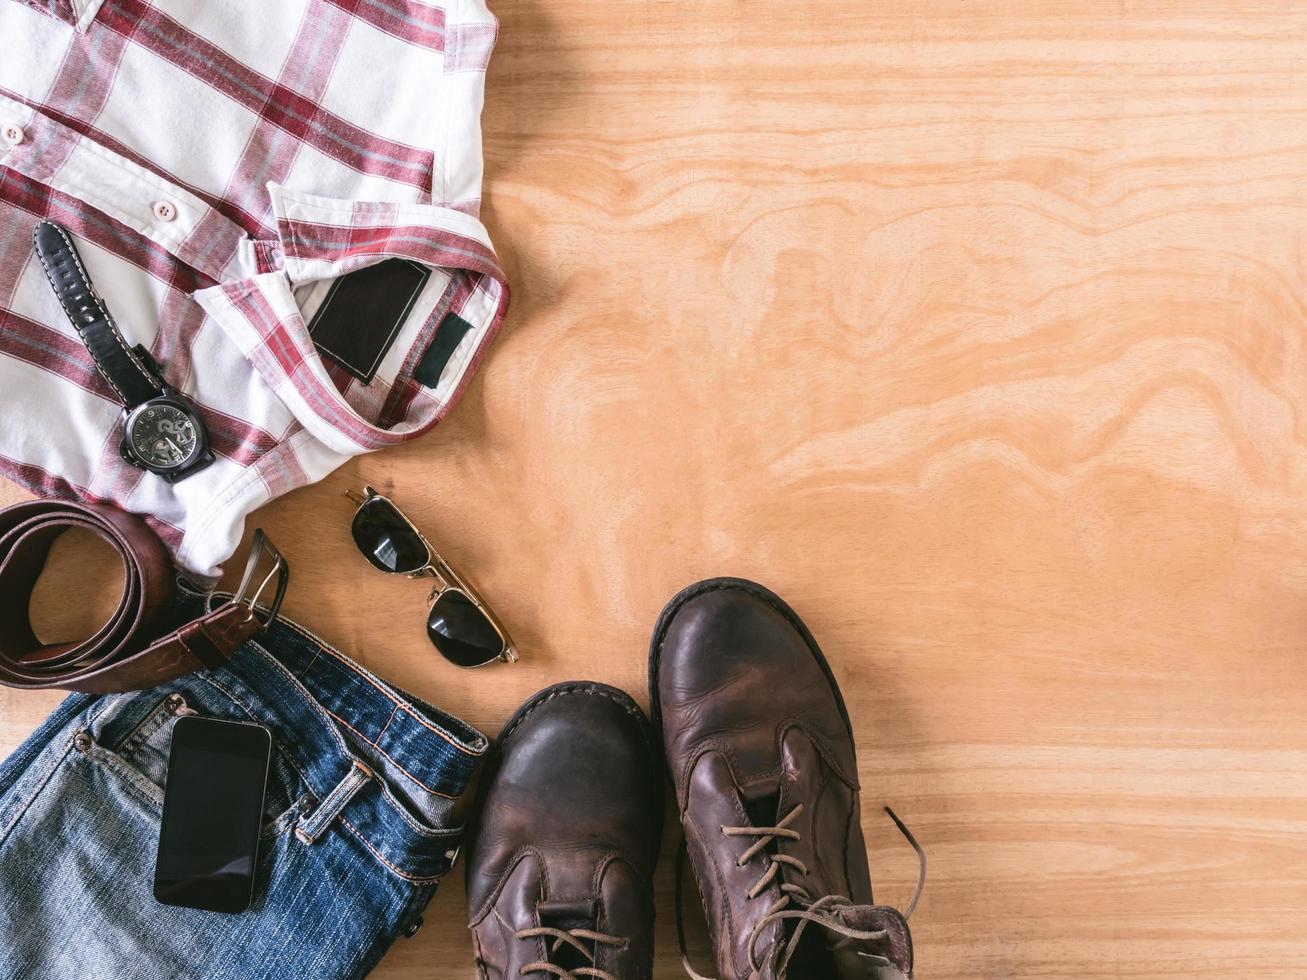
[{"xmin": 32, "ymin": 220, "xmax": 165, "ymax": 408}]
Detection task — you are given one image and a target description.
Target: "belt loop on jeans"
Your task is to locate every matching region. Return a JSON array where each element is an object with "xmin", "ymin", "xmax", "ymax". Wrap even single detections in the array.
[{"xmin": 296, "ymin": 760, "xmax": 373, "ymax": 845}]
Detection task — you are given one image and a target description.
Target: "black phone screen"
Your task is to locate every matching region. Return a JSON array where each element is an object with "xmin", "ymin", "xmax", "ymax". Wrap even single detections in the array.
[
  {"xmin": 306, "ymin": 258, "xmax": 432, "ymax": 384},
  {"xmin": 153, "ymin": 716, "xmax": 272, "ymax": 913}
]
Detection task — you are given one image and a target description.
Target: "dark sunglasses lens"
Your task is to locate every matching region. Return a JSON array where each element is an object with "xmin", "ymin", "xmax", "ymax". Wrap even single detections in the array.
[
  {"xmin": 427, "ymin": 590, "xmax": 504, "ymax": 667},
  {"xmin": 351, "ymin": 498, "xmax": 428, "ymax": 574}
]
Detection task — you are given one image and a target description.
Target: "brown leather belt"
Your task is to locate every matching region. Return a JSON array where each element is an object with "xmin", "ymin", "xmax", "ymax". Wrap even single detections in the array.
[{"xmin": 0, "ymin": 499, "xmax": 287, "ymax": 694}]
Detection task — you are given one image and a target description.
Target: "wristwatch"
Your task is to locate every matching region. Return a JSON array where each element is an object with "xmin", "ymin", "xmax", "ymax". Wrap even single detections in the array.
[{"xmin": 32, "ymin": 221, "xmax": 214, "ymax": 483}]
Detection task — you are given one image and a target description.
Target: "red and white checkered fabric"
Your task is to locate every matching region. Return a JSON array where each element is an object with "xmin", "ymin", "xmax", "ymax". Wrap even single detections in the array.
[{"xmin": 0, "ymin": 0, "xmax": 508, "ymax": 577}]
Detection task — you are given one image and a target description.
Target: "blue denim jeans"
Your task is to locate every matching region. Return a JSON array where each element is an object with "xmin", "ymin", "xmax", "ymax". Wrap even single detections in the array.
[{"xmin": 0, "ymin": 606, "xmax": 488, "ymax": 979}]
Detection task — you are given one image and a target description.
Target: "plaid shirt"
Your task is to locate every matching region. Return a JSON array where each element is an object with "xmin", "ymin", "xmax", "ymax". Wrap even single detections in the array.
[{"xmin": 0, "ymin": 0, "xmax": 508, "ymax": 578}]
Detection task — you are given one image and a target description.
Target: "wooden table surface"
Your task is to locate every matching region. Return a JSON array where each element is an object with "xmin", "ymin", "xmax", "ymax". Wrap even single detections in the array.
[{"xmin": 5, "ymin": 1, "xmax": 1307, "ymax": 977}]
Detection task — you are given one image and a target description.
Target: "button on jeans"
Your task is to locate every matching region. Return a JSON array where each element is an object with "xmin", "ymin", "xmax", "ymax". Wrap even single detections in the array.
[{"xmin": 0, "ymin": 608, "xmax": 487, "ymax": 979}]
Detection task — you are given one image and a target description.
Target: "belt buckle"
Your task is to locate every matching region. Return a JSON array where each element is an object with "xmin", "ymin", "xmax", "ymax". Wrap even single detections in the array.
[{"xmin": 231, "ymin": 529, "xmax": 289, "ymax": 628}]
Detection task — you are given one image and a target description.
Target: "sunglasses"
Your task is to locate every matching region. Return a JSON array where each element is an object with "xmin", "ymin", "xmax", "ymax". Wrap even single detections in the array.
[{"xmin": 345, "ymin": 486, "xmax": 519, "ymax": 668}]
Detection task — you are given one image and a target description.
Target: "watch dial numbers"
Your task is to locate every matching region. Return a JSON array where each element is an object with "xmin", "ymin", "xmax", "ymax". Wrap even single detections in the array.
[{"xmin": 130, "ymin": 405, "xmax": 199, "ymax": 469}]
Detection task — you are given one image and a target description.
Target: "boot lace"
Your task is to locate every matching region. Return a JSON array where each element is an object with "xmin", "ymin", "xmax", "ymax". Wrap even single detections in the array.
[
  {"xmin": 677, "ymin": 805, "xmax": 926, "ymax": 980},
  {"xmin": 516, "ymin": 926, "xmax": 628, "ymax": 979}
]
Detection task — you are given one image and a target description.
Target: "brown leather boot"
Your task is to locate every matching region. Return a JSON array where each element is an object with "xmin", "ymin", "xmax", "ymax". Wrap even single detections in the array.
[
  {"xmin": 465, "ymin": 681, "xmax": 662, "ymax": 980},
  {"xmin": 649, "ymin": 579, "xmax": 924, "ymax": 980}
]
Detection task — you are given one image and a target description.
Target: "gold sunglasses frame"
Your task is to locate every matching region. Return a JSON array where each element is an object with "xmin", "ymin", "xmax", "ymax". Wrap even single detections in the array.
[{"xmin": 345, "ymin": 485, "xmax": 519, "ymax": 667}]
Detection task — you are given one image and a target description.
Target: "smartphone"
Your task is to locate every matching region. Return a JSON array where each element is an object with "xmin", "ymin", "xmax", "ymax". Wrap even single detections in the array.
[
  {"xmin": 306, "ymin": 258, "xmax": 431, "ymax": 383},
  {"xmin": 153, "ymin": 715, "xmax": 272, "ymax": 913}
]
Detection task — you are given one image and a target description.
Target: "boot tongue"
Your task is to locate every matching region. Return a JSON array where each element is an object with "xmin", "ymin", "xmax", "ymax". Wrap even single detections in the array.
[
  {"xmin": 822, "ymin": 905, "xmax": 914, "ymax": 979},
  {"xmin": 740, "ymin": 786, "xmax": 781, "ymax": 828},
  {"xmin": 537, "ymin": 899, "xmax": 598, "ymax": 972}
]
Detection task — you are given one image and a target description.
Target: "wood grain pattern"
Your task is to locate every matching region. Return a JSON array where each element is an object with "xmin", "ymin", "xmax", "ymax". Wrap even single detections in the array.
[{"xmin": 5, "ymin": 1, "xmax": 1307, "ymax": 976}]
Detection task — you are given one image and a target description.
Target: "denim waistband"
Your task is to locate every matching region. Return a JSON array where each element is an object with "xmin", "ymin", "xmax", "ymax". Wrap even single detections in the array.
[{"xmin": 191, "ymin": 598, "xmax": 489, "ymax": 883}]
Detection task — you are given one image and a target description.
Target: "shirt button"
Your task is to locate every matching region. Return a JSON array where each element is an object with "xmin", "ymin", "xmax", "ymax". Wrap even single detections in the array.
[
  {"xmin": 1, "ymin": 124, "xmax": 24, "ymax": 147},
  {"xmin": 153, "ymin": 200, "xmax": 178, "ymax": 222}
]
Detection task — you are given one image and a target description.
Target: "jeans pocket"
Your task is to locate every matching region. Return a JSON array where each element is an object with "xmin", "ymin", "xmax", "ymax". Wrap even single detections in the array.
[
  {"xmin": 116, "ymin": 692, "xmax": 195, "ymax": 759},
  {"xmin": 78, "ymin": 691, "xmax": 196, "ymax": 808},
  {"xmin": 71, "ymin": 729, "xmax": 166, "ymax": 811},
  {"xmin": 77, "ymin": 689, "xmax": 305, "ymax": 834},
  {"xmin": 72, "ymin": 691, "xmax": 198, "ymax": 812}
]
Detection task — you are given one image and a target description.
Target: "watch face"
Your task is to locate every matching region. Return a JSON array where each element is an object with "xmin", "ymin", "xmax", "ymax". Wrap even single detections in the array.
[{"xmin": 127, "ymin": 402, "xmax": 202, "ymax": 471}]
